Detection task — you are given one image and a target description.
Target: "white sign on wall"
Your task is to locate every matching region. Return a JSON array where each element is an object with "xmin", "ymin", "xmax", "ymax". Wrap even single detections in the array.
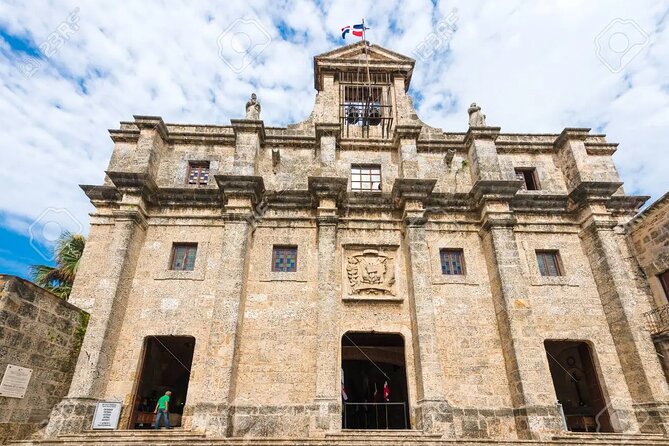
[
  {"xmin": 0, "ymin": 364, "xmax": 33, "ymax": 398},
  {"xmin": 91, "ymin": 401, "xmax": 122, "ymax": 430}
]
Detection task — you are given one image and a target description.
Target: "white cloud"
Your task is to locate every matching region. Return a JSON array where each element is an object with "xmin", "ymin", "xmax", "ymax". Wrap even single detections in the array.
[{"xmin": 0, "ymin": 0, "xmax": 667, "ymax": 242}]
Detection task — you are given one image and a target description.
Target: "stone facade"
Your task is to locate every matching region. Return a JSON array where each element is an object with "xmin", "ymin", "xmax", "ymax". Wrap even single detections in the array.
[
  {"xmin": 628, "ymin": 192, "xmax": 669, "ymax": 309},
  {"xmin": 627, "ymin": 193, "xmax": 669, "ymax": 383},
  {"xmin": 42, "ymin": 42, "xmax": 669, "ymax": 442},
  {"xmin": 0, "ymin": 275, "xmax": 88, "ymax": 443}
]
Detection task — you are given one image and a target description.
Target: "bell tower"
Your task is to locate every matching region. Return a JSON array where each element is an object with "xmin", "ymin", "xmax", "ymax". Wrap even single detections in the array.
[{"xmin": 312, "ymin": 41, "xmax": 416, "ymax": 139}]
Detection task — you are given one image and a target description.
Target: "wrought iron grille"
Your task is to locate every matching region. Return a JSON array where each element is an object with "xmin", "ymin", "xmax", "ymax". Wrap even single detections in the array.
[
  {"xmin": 339, "ymin": 73, "xmax": 393, "ymax": 138},
  {"xmin": 644, "ymin": 303, "xmax": 669, "ymax": 335}
]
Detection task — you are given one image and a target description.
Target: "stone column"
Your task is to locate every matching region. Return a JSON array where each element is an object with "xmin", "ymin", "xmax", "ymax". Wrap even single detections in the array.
[
  {"xmin": 392, "ymin": 178, "xmax": 453, "ymax": 434},
  {"xmin": 393, "ymin": 124, "xmax": 422, "ymax": 179},
  {"xmin": 45, "ymin": 195, "xmax": 149, "ymax": 436},
  {"xmin": 189, "ymin": 176, "xmax": 264, "ymax": 436},
  {"xmin": 308, "ymin": 177, "xmax": 347, "ymax": 432},
  {"xmin": 479, "ymin": 207, "xmax": 564, "ymax": 440},
  {"xmin": 465, "ymin": 127, "xmax": 563, "ymax": 439},
  {"xmin": 579, "ymin": 204, "xmax": 669, "ymax": 434}
]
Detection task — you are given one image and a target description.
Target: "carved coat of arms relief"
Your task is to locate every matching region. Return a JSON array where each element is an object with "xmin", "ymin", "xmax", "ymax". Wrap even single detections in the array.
[{"xmin": 346, "ymin": 249, "xmax": 396, "ymax": 296}]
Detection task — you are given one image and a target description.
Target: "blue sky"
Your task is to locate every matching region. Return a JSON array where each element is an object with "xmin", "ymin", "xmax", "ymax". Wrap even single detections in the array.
[{"xmin": 1, "ymin": 0, "xmax": 668, "ymax": 280}]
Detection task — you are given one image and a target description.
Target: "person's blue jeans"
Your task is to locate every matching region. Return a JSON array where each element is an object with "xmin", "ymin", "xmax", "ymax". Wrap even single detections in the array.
[{"xmin": 154, "ymin": 409, "xmax": 170, "ymax": 429}]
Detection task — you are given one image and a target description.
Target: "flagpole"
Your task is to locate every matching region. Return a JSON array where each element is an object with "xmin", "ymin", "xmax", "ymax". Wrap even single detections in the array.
[{"xmin": 362, "ymin": 18, "xmax": 372, "ymax": 111}]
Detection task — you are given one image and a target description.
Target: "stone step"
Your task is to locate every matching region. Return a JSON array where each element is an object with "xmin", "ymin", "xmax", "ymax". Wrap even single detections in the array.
[{"xmin": 10, "ymin": 431, "xmax": 669, "ymax": 446}]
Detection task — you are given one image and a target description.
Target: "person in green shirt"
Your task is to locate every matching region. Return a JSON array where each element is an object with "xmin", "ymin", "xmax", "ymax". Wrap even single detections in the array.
[{"xmin": 154, "ymin": 390, "xmax": 172, "ymax": 429}]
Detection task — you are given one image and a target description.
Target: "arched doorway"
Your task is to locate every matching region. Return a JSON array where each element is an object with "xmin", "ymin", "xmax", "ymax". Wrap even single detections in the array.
[
  {"xmin": 544, "ymin": 340, "xmax": 613, "ymax": 432},
  {"xmin": 129, "ymin": 336, "xmax": 195, "ymax": 429},
  {"xmin": 341, "ymin": 332, "xmax": 410, "ymax": 429}
]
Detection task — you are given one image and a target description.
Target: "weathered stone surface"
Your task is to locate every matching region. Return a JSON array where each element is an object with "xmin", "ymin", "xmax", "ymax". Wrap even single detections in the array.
[
  {"xmin": 35, "ymin": 41, "xmax": 669, "ymax": 443},
  {"xmin": 0, "ymin": 276, "xmax": 88, "ymax": 443}
]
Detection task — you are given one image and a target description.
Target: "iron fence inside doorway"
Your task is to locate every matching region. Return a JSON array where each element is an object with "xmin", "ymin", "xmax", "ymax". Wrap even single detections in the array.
[{"xmin": 342, "ymin": 402, "xmax": 408, "ymax": 429}]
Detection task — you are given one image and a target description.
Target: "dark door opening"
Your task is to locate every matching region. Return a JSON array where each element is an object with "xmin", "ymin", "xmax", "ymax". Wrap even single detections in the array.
[
  {"xmin": 129, "ymin": 336, "xmax": 195, "ymax": 429},
  {"xmin": 544, "ymin": 340, "xmax": 613, "ymax": 433},
  {"xmin": 341, "ymin": 332, "xmax": 410, "ymax": 429}
]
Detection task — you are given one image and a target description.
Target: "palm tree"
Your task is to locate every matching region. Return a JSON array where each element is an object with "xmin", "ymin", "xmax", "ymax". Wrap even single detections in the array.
[{"xmin": 31, "ymin": 231, "xmax": 86, "ymax": 300}]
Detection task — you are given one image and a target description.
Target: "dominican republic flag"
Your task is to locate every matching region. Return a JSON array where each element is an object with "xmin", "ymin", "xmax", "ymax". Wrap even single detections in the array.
[
  {"xmin": 383, "ymin": 380, "xmax": 390, "ymax": 402},
  {"xmin": 341, "ymin": 22, "xmax": 368, "ymax": 39}
]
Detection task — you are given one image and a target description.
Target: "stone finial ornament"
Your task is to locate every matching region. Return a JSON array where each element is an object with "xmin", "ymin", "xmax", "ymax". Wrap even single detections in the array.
[
  {"xmin": 468, "ymin": 102, "xmax": 486, "ymax": 127},
  {"xmin": 245, "ymin": 93, "xmax": 261, "ymax": 120}
]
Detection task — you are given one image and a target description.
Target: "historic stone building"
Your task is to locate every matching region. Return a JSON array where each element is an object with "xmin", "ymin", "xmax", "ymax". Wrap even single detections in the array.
[
  {"xmin": 36, "ymin": 42, "xmax": 669, "ymax": 443},
  {"xmin": 627, "ymin": 193, "xmax": 669, "ymax": 385}
]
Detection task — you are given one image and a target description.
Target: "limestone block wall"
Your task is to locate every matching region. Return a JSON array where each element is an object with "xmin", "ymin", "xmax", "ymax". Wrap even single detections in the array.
[
  {"xmin": 101, "ymin": 221, "xmax": 226, "ymax": 429},
  {"xmin": 0, "ymin": 276, "xmax": 88, "ymax": 443},
  {"xmin": 627, "ymin": 192, "xmax": 669, "ymax": 308}
]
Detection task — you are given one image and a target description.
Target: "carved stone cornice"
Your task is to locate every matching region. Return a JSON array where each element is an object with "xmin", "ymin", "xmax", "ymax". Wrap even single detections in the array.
[
  {"xmin": 215, "ymin": 175, "xmax": 265, "ymax": 206},
  {"xmin": 105, "ymin": 171, "xmax": 158, "ymax": 203},
  {"xmin": 553, "ymin": 127, "xmax": 590, "ymax": 150},
  {"xmin": 470, "ymin": 180, "xmax": 523, "ymax": 208},
  {"xmin": 230, "ymin": 119, "xmax": 266, "ymax": 145},
  {"xmin": 567, "ymin": 181, "xmax": 623, "ymax": 205},
  {"xmin": 308, "ymin": 177, "xmax": 348, "ymax": 204},
  {"xmin": 80, "ymin": 185, "xmax": 122, "ymax": 203},
  {"xmin": 392, "ymin": 124, "xmax": 423, "ymax": 148},
  {"xmin": 391, "ymin": 178, "xmax": 436, "ymax": 208},
  {"xmin": 315, "ymin": 122, "xmax": 341, "ymax": 143},
  {"xmin": 463, "ymin": 126, "xmax": 501, "ymax": 147},
  {"xmin": 154, "ymin": 187, "xmax": 223, "ymax": 207},
  {"xmin": 133, "ymin": 115, "xmax": 169, "ymax": 142},
  {"xmin": 111, "ymin": 207, "xmax": 148, "ymax": 230}
]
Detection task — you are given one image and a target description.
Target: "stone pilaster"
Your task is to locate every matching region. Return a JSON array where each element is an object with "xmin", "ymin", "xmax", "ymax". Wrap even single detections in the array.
[
  {"xmin": 189, "ymin": 175, "xmax": 264, "ymax": 436},
  {"xmin": 108, "ymin": 115, "xmax": 169, "ymax": 179},
  {"xmin": 315, "ymin": 123, "xmax": 341, "ymax": 174},
  {"xmin": 392, "ymin": 178, "xmax": 453, "ymax": 434},
  {"xmin": 392, "ymin": 124, "xmax": 422, "ymax": 179},
  {"xmin": 578, "ymin": 203, "xmax": 669, "ymax": 434},
  {"xmin": 308, "ymin": 177, "xmax": 347, "ymax": 433},
  {"xmin": 45, "ymin": 188, "xmax": 149, "ymax": 437},
  {"xmin": 230, "ymin": 119, "xmax": 265, "ymax": 176},
  {"xmin": 479, "ymin": 206, "xmax": 564, "ymax": 440},
  {"xmin": 464, "ymin": 126, "xmax": 503, "ymax": 183}
]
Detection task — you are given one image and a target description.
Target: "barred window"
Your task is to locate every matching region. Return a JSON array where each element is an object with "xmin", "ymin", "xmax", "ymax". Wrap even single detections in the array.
[
  {"xmin": 351, "ymin": 165, "xmax": 381, "ymax": 192},
  {"xmin": 272, "ymin": 246, "xmax": 297, "ymax": 273},
  {"xmin": 536, "ymin": 251, "xmax": 562, "ymax": 277},
  {"xmin": 170, "ymin": 244, "xmax": 197, "ymax": 271},
  {"xmin": 440, "ymin": 249, "xmax": 465, "ymax": 275},
  {"xmin": 515, "ymin": 168, "xmax": 540, "ymax": 191},
  {"xmin": 187, "ymin": 161, "xmax": 210, "ymax": 186}
]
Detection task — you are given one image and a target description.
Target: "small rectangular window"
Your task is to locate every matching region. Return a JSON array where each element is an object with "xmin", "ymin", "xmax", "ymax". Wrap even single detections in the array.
[
  {"xmin": 272, "ymin": 246, "xmax": 297, "ymax": 272},
  {"xmin": 440, "ymin": 249, "xmax": 465, "ymax": 275},
  {"xmin": 536, "ymin": 251, "xmax": 562, "ymax": 277},
  {"xmin": 659, "ymin": 270, "xmax": 669, "ymax": 299},
  {"xmin": 515, "ymin": 168, "xmax": 540, "ymax": 191},
  {"xmin": 187, "ymin": 161, "xmax": 210, "ymax": 186},
  {"xmin": 170, "ymin": 243, "xmax": 197, "ymax": 271},
  {"xmin": 351, "ymin": 165, "xmax": 381, "ymax": 192}
]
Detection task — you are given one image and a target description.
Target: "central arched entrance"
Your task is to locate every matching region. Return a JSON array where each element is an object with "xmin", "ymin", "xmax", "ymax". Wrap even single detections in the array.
[{"xmin": 341, "ymin": 332, "xmax": 410, "ymax": 429}]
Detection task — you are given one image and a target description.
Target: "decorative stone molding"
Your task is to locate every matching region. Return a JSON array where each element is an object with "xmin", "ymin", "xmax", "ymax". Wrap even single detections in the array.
[
  {"xmin": 230, "ymin": 119, "xmax": 266, "ymax": 146},
  {"xmin": 105, "ymin": 171, "xmax": 158, "ymax": 201},
  {"xmin": 553, "ymin": 127, "xmax": 591, "ymax": 150},
  {"xmin": 342, "ymin": 246, "xmax": 400, "ymax": 302},
  {"xmin": 391, "ymin": 124, "xmax": 422, "ymax": 148},
  {"xmin": 215, "ymin": 175, "xmax": 265, "ymax": 206},
  {"xmin": 463, "ymin": 126, "xmax": 501, "ymax": 147},
  {"xmin": 314, "ymin": 122, "xmax": 341, "ymax": 143},
  {"xmin": 133, "ymin": 114, "xmax": 169, "ymax": 142}
]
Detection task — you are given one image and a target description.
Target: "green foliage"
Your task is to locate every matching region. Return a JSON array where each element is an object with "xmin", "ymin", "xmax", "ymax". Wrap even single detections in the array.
[
  {"xmin": 74, "ymin": 311, "xmax": 90, "ymax": 351},
  {"xmin": 31, "ymin": 231, "xmax": 86, "ymax": 300}
]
